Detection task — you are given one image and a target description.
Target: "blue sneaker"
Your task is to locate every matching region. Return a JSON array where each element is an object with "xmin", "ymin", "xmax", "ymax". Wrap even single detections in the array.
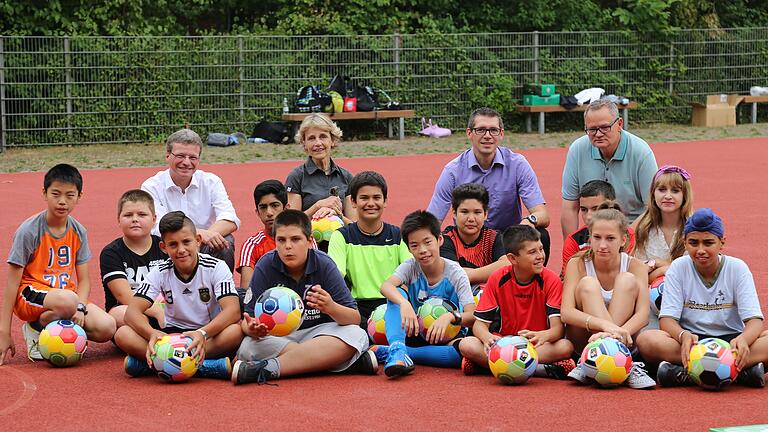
[
  {"xmin": 370, "ymin": 345, "xmax": 390, "ymax": 363},
  {"xmin": 124, "ymin": 355, "xmax": 153, "ymax": 377},
  {"xmin": 195, "ymin": 357, "xmax": 232, "ymax": 380},
  {"xmin": 384, "ymin": 342, "xmax": 415, "ymax": 378}
]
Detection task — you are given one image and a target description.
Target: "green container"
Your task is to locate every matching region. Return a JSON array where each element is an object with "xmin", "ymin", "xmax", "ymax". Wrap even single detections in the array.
[
  {"xmin": 522, "ymin": 94, "xmax": 561, "ymax": 106},
  {"xmin": 524, "ymin": 84, "xmax": 556, "ymax": 97}
]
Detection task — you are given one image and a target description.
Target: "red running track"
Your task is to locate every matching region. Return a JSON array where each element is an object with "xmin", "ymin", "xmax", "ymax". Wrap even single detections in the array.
[{"xmin": 1, "ymin": 137, "xmax": 767, "ymax": 431}]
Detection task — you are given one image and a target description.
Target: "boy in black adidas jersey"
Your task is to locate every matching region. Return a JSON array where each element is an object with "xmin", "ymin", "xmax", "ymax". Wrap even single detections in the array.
[
  {"xmin": 114, "ymin": 211, "xmax": 243, "ymax": 379},
  {"xmin": 100, "ymin": 190, "xmax": 167, "ymax": 329}
]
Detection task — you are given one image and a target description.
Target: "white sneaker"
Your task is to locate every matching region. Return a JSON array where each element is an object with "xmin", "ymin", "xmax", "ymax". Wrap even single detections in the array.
[
  {"xmin": 626, "ymin": 362, "xmax": 656, "ymax": 389},
  {"xmin": 567, "ymin": 362, "xmax": 590, "ymax": 384},
  {"xmin": 22, "ymin": 323, "xmax": 43, "ymax": 361}
]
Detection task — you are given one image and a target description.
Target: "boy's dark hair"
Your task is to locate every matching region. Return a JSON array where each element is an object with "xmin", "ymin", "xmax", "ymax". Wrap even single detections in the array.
[
  {"xmin": 451, "ymin": 183, "xmax": 489, "ymax": 211},
  {"xmin": 349, "ymin": 171, "xmax": 388, "ymax": 201},
  {"xmin": 579, "ymin": 180, "xmax": 616, "ymax": 200},
  {"xmin": 118, "ymin": 189, "xmax": 155, "ymax": 216},
  {"xmin": 273, "ymin": 209, "xmax": 311, "ymax": 239},
  {"xmin": 44, "ymin": 163, "xmax": 83, "ymax": 193},
  {"xmin": 253, "ymin": 179, "xmax": 287, "ymax": 207},
  {"xmin": 502, "ymin": 225, "xmax": 541, "ymax": 255},
  {"xmin": 401, "ymin": 210, "xmax": 441, "ymax": 244},
  {"xmin": 159, "ymin": 211, "xmax": 196, "ymax": 239}
]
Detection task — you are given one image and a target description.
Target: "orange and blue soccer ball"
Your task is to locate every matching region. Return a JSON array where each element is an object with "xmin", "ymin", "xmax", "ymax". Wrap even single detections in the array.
[
  {"xmin": 580, "ymin": 337, "xmax": 633, "ymax": 387},
  {"xmin": 649, "ymin": 275, "xmax": 665, "ymax": 317},
  {"xmin": 366, "ymin": 304, "xmax": 388, "ymax": 345},
  {"xmin": 311, "ymin": 215, "xmax": 344, "ymax": 242},
  {"xmin": 487, "ymin": 335, "xmax": 538, "ymax": 385},
  {"xmin": 472, "ymin": 285, "xmax": 483, "ymax": 306},
  {"xmin": 151, "ymin": 333, "xmax": 199, "ymax": 382},
  {"xmin": 688, "ymin": 337, "xmax": 737, "ymax": 390},
  {"xmin": 254, "ymin": 286, "xmax": 305, "ymax": 336},
  {"xmin": 39, "ymin": 319, "xmax": 87, "ymax": 367},
  {"xmin": 417, "ymin": 297, "xmax": 461, "ymax": 344}
]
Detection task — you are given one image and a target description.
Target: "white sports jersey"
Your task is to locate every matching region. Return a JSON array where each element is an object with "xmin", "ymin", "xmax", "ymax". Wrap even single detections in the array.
[{"xmin": 136, "ymin": 253, "xmax": 237, "ymax": 329}]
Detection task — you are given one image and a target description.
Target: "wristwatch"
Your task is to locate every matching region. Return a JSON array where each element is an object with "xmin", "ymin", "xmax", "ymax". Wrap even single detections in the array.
[
  {"xmin": 524, "ymin": 214, "xmax": 538, "ymax": 227},
  {"xmin": 452, "ymin": 311, "xmax": 462, "ymax": 325},
  {"xmin": 196, "ymin": 328, "xmax": 209, "ymax": 341},
  {"xmin": 77, "ymin": 303, "xmax": 88, "ymax": 315}
]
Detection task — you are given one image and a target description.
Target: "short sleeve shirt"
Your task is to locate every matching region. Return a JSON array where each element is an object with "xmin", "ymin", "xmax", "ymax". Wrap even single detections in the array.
[
  {"xmin": 475, "ymin": 267, "xmax": 563, "ymax": 335},
  {"xmin": 100, "ymin": 235, "xmax": 166, "ymax": 311},
  {"xmin": 7, "ymin": 211, "xmax": 91, "ymax": 293},
  {"xmin": 244, "ymin": 249, "xmax": 357, "ymax": 330},
  {"xmin": 660, "ymin": 255, "xmax": 763, "ymax": 336},
  {"xmin": 426, "ymin": 147, "xmax": 545, "ymax": 230},
  {"xmin": 440, "ymin": 225, "xmax": 504, "ymax": 269},
  {"xmin": 393, "ymin": 257, "xmax": 474, "ymax": 311},
  {"xmin": 237, "ymin": 230, "xmax": 276, "ymax": 272},
  {"xmin": 135, "ymin": 253, "xmax": 238, "ymax": 329},
  {"xmin": 561, "ymin": 130, "xmax": 657, "ymax": 222},
  {"xmin": 285, "ymin": 157, "xmax": 353, "ymax": 213}
]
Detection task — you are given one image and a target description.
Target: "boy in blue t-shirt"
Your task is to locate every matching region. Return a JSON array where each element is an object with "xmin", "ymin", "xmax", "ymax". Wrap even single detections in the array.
[
  {"xmin": 232, "ymin": 210, "xmax": 374, "ymax": 385},
  {"xmin": 375, "ymin": 210, "xmax": 475, "ymax": 378}
]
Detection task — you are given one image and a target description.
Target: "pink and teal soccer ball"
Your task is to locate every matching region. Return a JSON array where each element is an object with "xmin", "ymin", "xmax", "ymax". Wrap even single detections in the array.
[
  {"xmin": 311, "ymin": 215, "xmax": 344, "ymax": 242},
  {"xmin": 487, "ymin": 336, "xmax": 538, "ymax": 385},
  {"xmin": 151, "ymin": 333, "xmax": 199, "ymax": 382},
  {"xmin": 366, "ymin": 304, "xmax": 388, "ymax": 345},
  {"xmin": 254, "ymin": 286, "xmax": 305, "ymax": 336},
  {"xmin": 417, "ymin": 298, "xmax": 461, "ymax": 344},
  {"xmin": 688, "ymin": 337, "xmax": 737, "ymax": 390},
  {"xmin": 649, "ymin": 275, "xmax": 665, "ymax": 317},
  {"xmin": 39, "ymin": 319, "xmax": 87, "ymax": 367},
  {"xmin": 580, "ymin": 337, "xmax": 633, "ymax": 387}
]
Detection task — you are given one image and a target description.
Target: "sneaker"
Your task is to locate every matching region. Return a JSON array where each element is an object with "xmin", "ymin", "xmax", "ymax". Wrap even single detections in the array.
[
  {"xmin": 22, "ymin": 322, "xmax": 43, "ymax": 361},
  {"xmin": 461, "ymin": 357, "xmax": 477, "ymax": 376},
  {"xmin": 383, "ymin": 342, "xmax": 415, "ymax": 378},
  {"xmin": 196, "ymin": 357, "xmax": 232, "ymax": 380},
  {"xmin": 124, "ymin": 355, "xmax": 154, "ymax": 377},
  {"xmin": 737, "ymin": 362, "xmax": 766, "ymax": 388},
  {"xmin": 626, "ymin": 362, "xmax": 656, "ymax": 389},
  {"xmin": 370, "ymin": 345, "xmax": 389, "ymax": 363},
  {"xmin": 231, "ymin": 359, "xmax": 278, "ymax": 385},
  {"xmin": 656, "ymin": 361, "xmax": 692, "ymax": 387},
  {"xmin": 567, "ymin": 362, "xmax": 590, "ymax": 384},
  {"xmin": 345, "ymin": 350, "xmax": 378, "ymax": 375},
  {"xmin": 541, "ymin": 359, "xmax": 577, "ymax": 380}
]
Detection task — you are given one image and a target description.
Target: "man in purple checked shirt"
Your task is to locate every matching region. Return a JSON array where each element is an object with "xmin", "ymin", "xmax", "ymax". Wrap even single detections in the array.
[{"xmin": 427, "ymin": 107, "xmax": 551, "ymax": 265}]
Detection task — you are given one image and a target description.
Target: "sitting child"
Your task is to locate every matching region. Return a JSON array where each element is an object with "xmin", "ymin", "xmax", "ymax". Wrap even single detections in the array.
[
  {"xmin": 459, "ymin": 225, "xmax": 574, "ymax": 378},
  {"xmin": 636, "ymin": 208, "xmax": 768, "ymax": 388}
]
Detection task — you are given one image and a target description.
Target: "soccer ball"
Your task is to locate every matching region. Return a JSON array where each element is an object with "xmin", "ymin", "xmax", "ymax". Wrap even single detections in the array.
[
  {"xmin": 311, "ymin": 215, "xmax": 344, "ymax": 242},
  {"xmin": 151, "ymin": 333, "xmax": 199, "ymax": 382},
  {"xmin": 417, "ymin": 297, "xmax": 461, "ymax": 344},
  {"xmin": 254, "ymin": 286, "xmax": 305, "ymax": 336},
  {"xmin": 366, "ymin": 304, "xmax": 388, "ymax": 345},
  {"xmin": 472, "ymin": 284, "xmax": 483, "ymax": 306},
  {"xmin": 688, "ymin": 338, "xmax": 737, "ymax": 390},
  {"xmin": 649, "ymin": 275, "xmax": 665, "ymax": 317},
  {"xmin": 580, "ymin": 337, "xmax": 633, "ymax": 387},
  {"xmin": 39, "ymin": 320, "xmax": 87, "ymax": 367},
  {"xmin": 487, "ymin": 336, "xmax": 538, "ymax": 385}
]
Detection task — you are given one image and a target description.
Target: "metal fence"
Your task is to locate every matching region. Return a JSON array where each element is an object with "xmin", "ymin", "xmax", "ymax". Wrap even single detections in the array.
[{"xmin": 1, "ymin": 28, "xmax": 767, "ymax": 149}]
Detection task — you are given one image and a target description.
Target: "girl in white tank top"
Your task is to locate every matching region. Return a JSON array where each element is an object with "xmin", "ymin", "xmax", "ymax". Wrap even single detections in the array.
[{"xmin": 585, "ymin": 252, "xmax": 631, "ymax": 305}]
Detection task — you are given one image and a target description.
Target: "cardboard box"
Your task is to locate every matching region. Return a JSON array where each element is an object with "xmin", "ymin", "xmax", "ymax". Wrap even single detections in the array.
[
  {"xmin": 524, "ymin": 84, "xmax": 556, "ymax": 97},
  {"xmin": 522, "ymin": 94, "xmax": 561, "ymax": 106},
  {"xmin": 691, "ymin": 94, "xmax": 743, "ymax": 127}
]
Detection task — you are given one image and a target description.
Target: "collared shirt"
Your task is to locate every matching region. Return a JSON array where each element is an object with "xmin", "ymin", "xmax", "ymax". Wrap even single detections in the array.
[
  {"xmin": 285, "ymin": 157, "xmax": 353, "ymax": 213},
  {"xmin": 426, "ymin": 147, "xmax": 545, "ymax": 231},
  {"xmin": 561, "ymin": 130, "xmax": 657, "ymax": 222},
  {"xmin": 141, "ymin": 169, "xmax": 240, "ymax": 236},
  {"xmin": 244, "ymin": 249, "xmax": 357, "ymax": 330}
]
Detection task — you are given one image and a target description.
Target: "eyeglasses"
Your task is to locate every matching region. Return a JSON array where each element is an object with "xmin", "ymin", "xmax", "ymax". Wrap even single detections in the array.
[
  {"xmin": 654, "ymin": 165, "xmax": 692, "ymax": 182},
  {"xmin": 169, "ymin": 152, "xmax": 200, "ymax": 162},
  {"xmin": 584, "ymin": 117, "xmax": 620, "ymax": 136},
  {"xmin": 470, "ymin": 127, "xmax": 502, "ymax": 136}
]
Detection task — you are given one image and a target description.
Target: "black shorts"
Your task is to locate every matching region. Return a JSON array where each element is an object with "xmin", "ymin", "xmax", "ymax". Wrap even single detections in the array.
[{"xmin": 693, "ymin": 332, "xmax": 741, "ymax": 343}]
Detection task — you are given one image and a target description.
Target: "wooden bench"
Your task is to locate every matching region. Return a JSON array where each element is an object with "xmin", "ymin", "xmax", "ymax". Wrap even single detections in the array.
[
  {"xmin": 740, "ymin": 96, "xmax": 768, "ymax": 123},
  {"xmin": 282, "ymin": 110, "xmax": 416, "ymax": 140},
  {"xmin": 517, "ymin": 102, "xmax": 638, "ymax": 135}
]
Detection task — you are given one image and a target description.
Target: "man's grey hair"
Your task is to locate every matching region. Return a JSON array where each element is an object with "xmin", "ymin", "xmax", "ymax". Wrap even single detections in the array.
[
  {"xmin": 165, "ymin": 128, "xmax": 203, "ymax": 153},
  {"xmin": 583, "ymin": 99, "xmax": 619, "ymax": 120}
]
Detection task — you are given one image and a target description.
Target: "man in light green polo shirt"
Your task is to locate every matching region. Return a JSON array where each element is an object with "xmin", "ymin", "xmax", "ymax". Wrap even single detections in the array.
[{"xmin": 560, "ymin": 99, "xmax": 658, "ymax": 239}]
